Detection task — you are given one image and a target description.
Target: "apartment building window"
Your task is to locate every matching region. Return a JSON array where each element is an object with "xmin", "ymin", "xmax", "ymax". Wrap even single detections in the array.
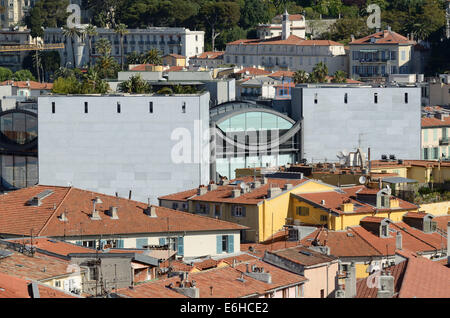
[
  {"xmin": 314, "ymin": 93, "xmax": 318, "ymax": 104},
  {"xmin": 401, "ymin": 51, "xmax": 406, "ymax": 61},
  {"xmin": 404, "ymin": 92, "xmax": 408, "ymax": 104},
  {"xmin": 374, "ymin": 93, "xmax": 378, "ymax": 104},
  {"xmin": 216, "ymin": 235, "xmax": 234, "ymax": 253},
  {"xmin": 117, "ymin": 102, "xmax": 121, "ymax": 113},
  {"xmin": 172, "ymin": 202, "xmax": 178, "ymax": 210},
  {"xmin": 320, "ymin": 289, "xmax": 325, "ymax": 298},
  {"xmin": 320, "ymin": 215, "xmax": 328, "ymax": 222},
  {"xmin": 423, "ymin": 148, "xmax": 429, "ymax": 159},
  {"xmin": 149, "ymin": 101, "xmax": 153, "ymax": 113},
  {"xmin": 84, "ymin": 102, "xmax": 88, "ymax": 113},
  {"xmin": 195, "ymin": 202, "xmax": 209, "ymax": 214},
  {"xmin": 89, "ymin": 267, "xmax": 98, "ymax": 281},
  {"xmin": 51, "ymin": 102, "xmax": 55, "ymax": 113},
  {"xmin": 55, "ymin": 280, "xmax": 61, "ymax": 288},
  {"xmin": 182, "ymin": 102, "xmax": 186, "ymax": 113},
  {"xmin": 344, "ymin": 93, "xmax": 348, "ymax": 104},
  {"xmin": 232, "ymin": 205, "xmax": 246, "ymax": 217},
  {"xmin": 82, "ymin": 240, "xmax": 96, "ymax": 248},
  {"xmin": 433, "ymin": 147, "xmax": 439, "ymax": 159},
  {"xmin": 296, "ymin": 206, "xmax": 309, "ymax": 216},
  {"xmin": 214, "ymin": 204, "xmax": 221, "ymax": 217}
]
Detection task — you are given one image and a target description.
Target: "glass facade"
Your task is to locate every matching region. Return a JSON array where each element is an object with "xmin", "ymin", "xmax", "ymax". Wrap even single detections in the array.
[
  {"xmin": 0, "ymin": 110, "xmax": 38, "ymax": 190},
  {"xmin": 215, "ymin": 111, "xmax": 297, "ymax": 179}
]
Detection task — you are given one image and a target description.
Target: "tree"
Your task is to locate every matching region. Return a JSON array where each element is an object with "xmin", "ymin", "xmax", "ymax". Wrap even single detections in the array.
[
  {"xmin": 80, "ymin": 68, "xmax": 110, "ymax": 94},
  {"xmin": 328, "ymin": 17, "xmax": 370, "ymax": 44},
  {"xmin": 52, "ymin": 76, "xmax": 80, "ymax": 94},
  {"xmin": 240, "ymin": 0, "xmax": 270, "ymax": 29},
  {"xmin": 95, "ymin": 38, "xmax": 112, "ymax": 57},
  {"xmin": 200, "ymin": 1, "xmax": 241, "ymax": 52},
  {"xmin": 156, "ymin": 86, "xmax": 174, "ymax": 95},
  {"xmin": 85, "ymin": 24, "xmax": 98, "ymax": 68},
  {"xmin": 114, "ymin": 23, "xmax": 129, "ymax": 71},
  {"xmin": 12, "ymin": 70, "xmax": 36, "ymax": 81},
  {"xmin": 126, "ymin": 52, "xmax": 144, "ymax": 65},
  {"xmin": 331, "ymin": 70, "xmax": 347, "ymax": 83},
  {"xmin": 293, "ymin": 70, "xmax": 309, "ymax": 84},
  {"xmin": 85, "ymin": 0, "xmax": 125, "ymax": 28},
  {"xmin": 63, "ymin": 26, "xmax": 83, "ymax": 68},
  {"xmin": 118, "ymin": 74, "xmax": 152, "ymax": 93},
  {"xmin": 0, "ymin": 67, "xmax": 13, "ymax": 81},
  {"xmin": 309, "ymin": 62, "xmax": 329, "ymax": 83},
  {"xmin": 143, "ymin": 48, "xmax": 162, "ymax": 65}
]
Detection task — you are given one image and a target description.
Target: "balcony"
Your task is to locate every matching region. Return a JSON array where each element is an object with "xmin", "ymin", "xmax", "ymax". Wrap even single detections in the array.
[{"xmin": 439, "ymin": 137, "xmax": 450, "ymax": 145}]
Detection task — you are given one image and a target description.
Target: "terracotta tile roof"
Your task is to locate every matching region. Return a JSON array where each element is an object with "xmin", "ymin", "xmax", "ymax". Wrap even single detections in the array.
[
  {"xmin": 0, "ymin": 246, "xmax": 81, "ymax": 282},
  {"xmin": 193, "ymin": 259, "xmax": 221, "ymax": 270},
  {"xmin": 189, "ymin": 178, "xmax": 308, "ymax": 205},
  {"xmin": 0, "ymin": 272, "xmax": 78, "ymax": 298},
  {"xmin": 357, "ymin": 256, "xmax": 450, "ymax": 298},
  {"xmin": 360, "ymin": 216, "xmax": 386, "ymax": 223},
  {"xmin": 118, "ymin": 257, "xmax": 306, "ymax": 298},
  {"xmin": 228, "ymin": 35, "xmax": 341, "ymax": 46},
  {"xmin": 422, "ymin": 116, "xmax": 450, "ymax": 127},
  {"xmin": 163, "ymin": 54, "xmax": 185, "ymax": 59},
  {"xmin": 351, "ymin": 30, "xmax": 415, "ymax": 45},
  {"xmin": 10, "ymin": 238, "xmax": 95, "ymax": 256},
  {"xmin": 0, "ymin": 80, "xmax": 53, "ymax": 90},
  {"xmin": 356, "ymin": 261, "xmax": 407, "ymax": 298},
  {"xmin": 130, "ymin": 64, "xmax": 156, "ymax": 71},
  {"xmin": 434, "ymin": 215, "xmax": 450, "ymax": 234},
  {"xmin": 159, "ymin": 259, "xmax": 194, "ymax": 272},
  {"xmin": 236, "ymin": 67, "xmax": 271, "ymax": 76},
  {"xmin": 295, "ymin": 186, "xmax": 418, "ymax": 215},
  {"xmin": 192, "ymin": 51, "xmax": 225, "ymax": 59},
  {"xmin": 217, "ymin": 253, "xmax": 257, "ymax": 266},
  {"xmin": 0, "ymin": 185, "xmax": 247, "ymax": 237},
  {"xmin": 159, "ymin": 188, "xmax": 198, "ymax": 202},
  {"xmin": 351, "ymin": 221, "xmax": 446, "ymax": 256},
  {"xmin": 265, "ymin": 246, "xmax": 336, "ymax": 267},
  {"xmin": 403, "ymin": 211, "xmax": 428, "ymax": 219},
  {"xmin": 287, "ymin": 14, "xmax": 304, "ymax": 21},
  {"xmin": 269, "ymin": 71, "xmax": 295, "ymax": 78},
  {"xmin": 300, "ymin": 228, "xmax": 383, "ymax": 257},
  {"xmin": 115, "ymin": 278, "xmax": 188, "ymax": 298}
]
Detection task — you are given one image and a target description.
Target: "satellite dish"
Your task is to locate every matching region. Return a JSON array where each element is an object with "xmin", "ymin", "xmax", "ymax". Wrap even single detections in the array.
[{"xmin": 359, "ymin": 176, "xmax": 367, "ymax": 184}]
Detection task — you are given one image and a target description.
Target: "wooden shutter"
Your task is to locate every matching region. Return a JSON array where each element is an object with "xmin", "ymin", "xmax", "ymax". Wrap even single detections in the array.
[
  {"xmin": 227, "ymin": 235, "xmax": 234, "ymax": 253},
  {"xmin": 216, "ymin": 235, "xmax": 222, "ymax": 254},
  {"xmin": 177, "ymin": 236, "xmax": 184, "ymax": 256}
]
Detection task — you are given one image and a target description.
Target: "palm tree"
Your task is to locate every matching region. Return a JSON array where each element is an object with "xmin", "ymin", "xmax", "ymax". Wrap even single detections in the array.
[
  {"xmin": 126, "ymin": 52, "xmax": 143, "ymax": 65},
  {"xmin": 114, "ymin": 23, "xmax": 129, "ymax": 71},
  {"xmin": 84, "ymin": 24, "xmax": 98, "ymax": 67},
  {"xmin": 63, "ymin": 26, "xmax": 82, "ymax": 68},
  {"xmin": 143, "ymin": 48, "xmax": 162, "ymax": 65},
  {"xmin": 331, "ymin": 70, "xmax": 347, "ymax": 83},
  {"xmin": 32, "ymin": 50, "xmax": 42, "ymax": 82},
  {"xmin": 95, "ymin": 38, "xmax": 112, "ymax": 57},
  {"xmin": 310, "ymin": 62, "xmax": 329, "ymax": 83},
  {"xmin": 293, "ymin": 70, "xmax": 309, "ymax": 84}
]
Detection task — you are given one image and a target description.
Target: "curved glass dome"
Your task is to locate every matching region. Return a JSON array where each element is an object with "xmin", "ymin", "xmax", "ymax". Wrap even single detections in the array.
[
  {"xmin": 0, "ymin": 111, "xmax": 37, "ymax": 145},
  {"xmin": 217, "ymin": 111, "xmax": 294, "ymax": 132}
]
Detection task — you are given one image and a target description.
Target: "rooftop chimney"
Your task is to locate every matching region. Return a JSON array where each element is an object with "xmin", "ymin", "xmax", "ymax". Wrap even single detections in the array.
[
  {"xmin": 145, "ymin": 205, "xmax": 157, "ymax": 218},
  {"xmin": 208, "ymin": 182, "xmax": 217, "ymax": 191},
  {"xmin": 267, "ymin": 186, "xmax": 282, "ymax": 198},
  {"xmin": 220, "ymin": 177, "xmax": 229, "ymax": 186},
  {"xmin": 377, "ymin": 271, "xmax": 394, "ymax": 298},
  {"xmin": 282, "ymin": 9, "xmax": 290, "ymax": 40},
  {"xmin": 395, "ymin": 231, "xmax": 402, "ymax": 250},
  {"xmin": 91, "ymin": 209, "xmax": 101, "ymax": 220},
  {"xmin": 252, "ymin": 181, "xmax": 261, "ymax": 189},
  {"xmin": 197, "ymin": 186, "xmax": 207, "ymax": 196},
  {"xmin": 59, "ymin": 210, "xmax": 68, "ymax": 222},
  {"xmin": 231, "ymin": 189, "xmax": 241, "ymax": 198},
  {"xmin": 109, "ymin": 206, "xmax": 119, "ymax": 219},
  {"xmin": 244, "ymin": 264, "xmax": 272, "ymax": 284},
  {"xmin": 344, "ymin": 262, "xmax": 356, "ymax": 298}
]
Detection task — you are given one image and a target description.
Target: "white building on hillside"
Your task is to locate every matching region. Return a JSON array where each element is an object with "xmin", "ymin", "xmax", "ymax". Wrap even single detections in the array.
[
  {"xmin": 38, "ymin": 93, "xmax": 211, "ymax": 203},
  {"xmin": 225, "ymin": 11, "xmax": 347, "ymax": 74},
  {"xmin": 0, "ymin": 0, "xmax": 34, "ymax": 29},
  {"xmin": 257, "ymin": 11, "xmax": 306, "ymax": 40},
  {"xmin": 44, "ymin": 27, "xmax": 204, "ymax": 69}
]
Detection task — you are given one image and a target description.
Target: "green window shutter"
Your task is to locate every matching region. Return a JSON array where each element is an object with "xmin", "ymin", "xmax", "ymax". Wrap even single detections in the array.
[
  {"xmin": 75, "ymin": 241, "xmax": 82, "ymax": 246},
  {"xmin": 216, "ymin": 235, "xmax": 222, "ymax": 254},
  {"xmin": 99, "ymin": 239, "xmax": 107, "ymax": 249},
  {"xmin": 177, "ymin": 236, "xmax": 184, "ymax": 256},
  {"xmin": 117, "ymin": 239, "xmax": 124, "ymax": 248},
  {"xmin": 136, "ymin": 238, "xmax": 148, "ymax": 248},
  {"xmin": 227, "ymin": 235, "xmax": 234, "ymax": 253},
  {"xmin": 159, "ymin": 238, "xmax": 166, "ymax": 246}
]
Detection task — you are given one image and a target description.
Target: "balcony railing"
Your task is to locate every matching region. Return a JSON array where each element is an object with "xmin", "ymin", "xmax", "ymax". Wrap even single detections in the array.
[{"xmin": 440, "ymin": 137, "xmax": 450, "ymax": 145}]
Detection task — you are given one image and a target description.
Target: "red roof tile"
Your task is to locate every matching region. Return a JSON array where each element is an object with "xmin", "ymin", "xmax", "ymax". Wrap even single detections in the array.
[
  {"xmin": 0, "ymin": 272, "xmax": 78, "ymax": 298},
  {"xmin": 0, "ymin": 80, "xmax": 53, "ymax": 90},
  {"xmin": 265, "ymin": 246, "xmax": 336, "ymax": 267},
  {"xmin": 0, "ymin": 185, "xmax": 247, "ymax": 237},
  {"xmin": 422, "ymin": 116, "xmax": 450, "ymax": 127},
  {"xmin": 236, "ymin": 67, "xmax": 271, "ymax": 76},
  {"xmin": 192, "ymin": 51, "xmax": 225, "ymax": 60},
  {"xmin": 357, "ymin": 256, "xmax": 450, "ymax": 298},
  {"xmin": 434, "ymin": 215, "xmax": 450, "ymax": 234},
  {"xmin": 11, "ymin": 238, "xmax": 95, "ymax": 256},
  {"xmin": 351, "ymin": 30, "xmax": 415, "ymax": 45}
]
